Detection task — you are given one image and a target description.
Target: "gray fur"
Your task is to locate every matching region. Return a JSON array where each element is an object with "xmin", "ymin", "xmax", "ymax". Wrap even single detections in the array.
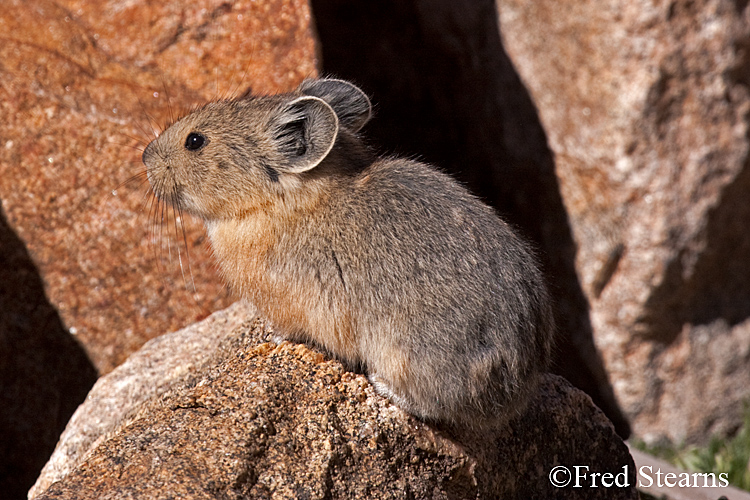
[
  {"xmin": 299, "ymin": 78, "xmax": 372, "ymax": 132},
  {"xmin": 143, "ymin": 78, "xmax": 555, "ymax": 428}
]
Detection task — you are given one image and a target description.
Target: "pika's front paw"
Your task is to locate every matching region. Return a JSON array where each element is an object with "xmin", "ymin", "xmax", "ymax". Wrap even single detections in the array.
[
  {"xmin": 367, "ymin": 373, "xmax": 415, "ymax": 415},
  {"xmin": 268, "ymin": 334, "xmax": 288, "ymax": 345}
]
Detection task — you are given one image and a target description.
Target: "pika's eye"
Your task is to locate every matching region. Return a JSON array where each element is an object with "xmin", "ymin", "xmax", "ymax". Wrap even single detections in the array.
[{"xmin": 184, "ymin": 132, "xmax": 207, "ymax": 151}]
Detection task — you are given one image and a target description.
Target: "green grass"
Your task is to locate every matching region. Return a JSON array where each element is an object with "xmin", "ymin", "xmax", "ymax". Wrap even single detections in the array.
[{"xmin": 633, "ymin": 405, "xmax": 750, "ymax": 491}]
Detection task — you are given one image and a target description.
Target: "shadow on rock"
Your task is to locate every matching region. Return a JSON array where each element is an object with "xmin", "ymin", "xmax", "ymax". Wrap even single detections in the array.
[{"xmin": 0, "ymin": 207, "xmax": 98, "ymax": 500}]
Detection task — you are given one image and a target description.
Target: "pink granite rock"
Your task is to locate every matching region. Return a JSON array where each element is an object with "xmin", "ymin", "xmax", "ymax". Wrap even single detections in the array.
[{"xmin": 498, "ymin": 0, "xmax": 750, "ymax": 443}]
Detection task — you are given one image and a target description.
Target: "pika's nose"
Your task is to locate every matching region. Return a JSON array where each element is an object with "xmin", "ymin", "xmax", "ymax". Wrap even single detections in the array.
[{"xmin": 142, "ymin": 140, "xmax": 155, "ymax": 166}]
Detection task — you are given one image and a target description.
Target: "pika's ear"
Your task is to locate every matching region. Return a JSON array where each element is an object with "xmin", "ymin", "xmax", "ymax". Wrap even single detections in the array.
[
  {"xmin": 299, "ymin": 78, "xmax": 372, "ymax": 132},
  {"xmin": 271, "ymin": 96, "xmax": 339, "ymax": 173}
]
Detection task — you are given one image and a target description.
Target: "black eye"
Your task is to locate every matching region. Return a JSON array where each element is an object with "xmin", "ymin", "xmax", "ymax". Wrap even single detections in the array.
[{"xmin": 184, "ymin": 132, "xmax": 207, "ymax": 151}]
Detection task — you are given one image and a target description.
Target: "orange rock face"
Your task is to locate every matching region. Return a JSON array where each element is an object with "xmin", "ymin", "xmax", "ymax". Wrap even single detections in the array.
[{"xmin": 0, "ymin": 0, "xmax": 317, "ymax": 374}]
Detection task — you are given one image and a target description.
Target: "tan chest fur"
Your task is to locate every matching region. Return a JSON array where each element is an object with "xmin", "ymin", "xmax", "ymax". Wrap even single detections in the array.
[{"xmin": 206, "ymin": 215, "xmax": 359, "ymax": 364}]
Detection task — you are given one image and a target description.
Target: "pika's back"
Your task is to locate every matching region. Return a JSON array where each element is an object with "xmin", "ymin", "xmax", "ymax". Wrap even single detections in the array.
[{"xmin": 328, "ymin": 158, "xmax": 554, "ymax": 410}]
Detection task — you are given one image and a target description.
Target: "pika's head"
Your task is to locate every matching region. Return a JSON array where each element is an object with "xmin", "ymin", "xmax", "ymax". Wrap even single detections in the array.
[{"xmin": 142, "ymin": 78, "xmax": 372, "ymax": 220}]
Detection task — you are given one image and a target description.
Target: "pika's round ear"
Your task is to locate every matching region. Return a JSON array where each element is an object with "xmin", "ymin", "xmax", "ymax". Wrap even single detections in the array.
[
  {"xmin": 299, "ymin": 78, "xmax": 372, "ymax": 133},
  {"xmin": 271, "ymin": 96, "xmax": 339, "ymax": 173}
]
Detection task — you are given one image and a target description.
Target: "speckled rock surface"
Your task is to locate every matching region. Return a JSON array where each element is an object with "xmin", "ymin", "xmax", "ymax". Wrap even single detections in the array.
[
  {"xmin": 31, "ymin": 311, "xmax": 637, "ymax": 500},
  {"xmin": 29, "ymin": 301, "xmax": 257, "ymax": 499},
  {"xmin": 497, "ymin": 0, "xmax": 750, "ymax": 444}
]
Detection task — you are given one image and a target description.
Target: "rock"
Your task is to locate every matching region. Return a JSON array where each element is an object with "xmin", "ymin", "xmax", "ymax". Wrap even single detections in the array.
[
  {"xmin": 0, "ymin": 0, "xmax": 317, "ymax": 375},
  {"xmin": 31, "ymin": 306, "xmax": 637, "ymax": 500},
  {"xmin": 1, "ymin": 0, "xmax": 316, "ymax": 496},
  {"xmin": 28, "ymin": 301, "xmax": 257, "ymax": 499},
  {"xmin": 497, "ymin": 0, "xmax": 750, "ymax": 443},
  {"xmin": 309, "ymin": 0, "xmax": 630, "ymax": 437}
]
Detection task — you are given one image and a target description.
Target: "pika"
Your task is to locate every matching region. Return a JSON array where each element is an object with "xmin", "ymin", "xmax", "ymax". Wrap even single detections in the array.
[{"xmin": 143, "ymin": 78, "xmax": 555, "ymax": 427}]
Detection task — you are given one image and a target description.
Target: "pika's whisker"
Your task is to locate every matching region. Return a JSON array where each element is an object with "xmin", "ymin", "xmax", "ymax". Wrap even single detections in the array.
[
  {"xmin": 134, "ymin": 89, "xmax": 162, "ymax": 141},
  {"xmin": 148, "ymin": 195, "xmax": 165, "ymax": 277},
  {"xmin": 120, "ymin": 132, "xmax": 148, "ymax": 151},
  {"xmin": 114, "ymin": 170, "xmax": 149, "ymax": 193},
  {"xmin": 160, "ymin": 73, "xmax": 175, "ymax": 131},
  {"xmin": 229, "ymin": 57, "xmax": 253, "ymax": 100},
  {"xmin": 171, "ymin": 201, "xmax": 194, "ymax": 294},
  {"xmin": 108, "ymin": 139, "xmax": 143, "ymax": 152},
  {"xmin": 135, "ymin": 184, "xmax": 156, "ymax": 213},
  {"xmin": 164, "ymin": 210, "xmax": 174, "ymax": 272},
  {"xmin": 177, "ymin": 203, "xmax": 197, "ymax": 294}
]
